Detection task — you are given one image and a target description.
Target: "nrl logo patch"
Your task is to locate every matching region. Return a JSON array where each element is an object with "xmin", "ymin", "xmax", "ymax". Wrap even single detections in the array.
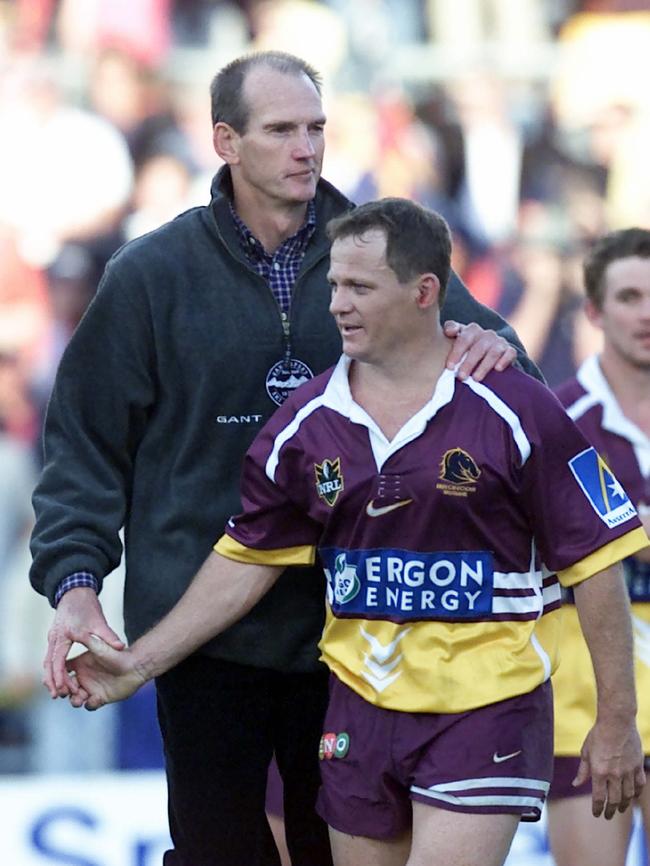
[
  {"xmin": 436, "ymin": 447, "xmax": 481, "ymax": 497},
  {"xmin": 315, "ymin": 457, "xmax": 344, "ymax": 506}
]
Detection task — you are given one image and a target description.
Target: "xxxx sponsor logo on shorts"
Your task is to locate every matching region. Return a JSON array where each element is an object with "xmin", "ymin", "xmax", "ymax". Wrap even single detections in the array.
[{"xmin": 319, "ymin": 731, "xmax": 350, "ymax": 760}]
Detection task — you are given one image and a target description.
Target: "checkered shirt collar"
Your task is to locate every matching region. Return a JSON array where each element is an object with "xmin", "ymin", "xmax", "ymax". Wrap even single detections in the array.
[{"xmin": 229, "ymin": 200, "xmax": 316, "ymax": 265}]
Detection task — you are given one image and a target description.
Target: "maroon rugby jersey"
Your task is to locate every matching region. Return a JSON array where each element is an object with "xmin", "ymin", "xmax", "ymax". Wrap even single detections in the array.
[{"xmin": 215, "ymin": 356, "xmax": 646, "ymax": 712}]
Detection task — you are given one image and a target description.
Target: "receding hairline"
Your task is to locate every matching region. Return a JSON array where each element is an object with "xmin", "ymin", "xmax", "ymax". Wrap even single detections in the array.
[
  {"xmin": 210, "ymin": 51, "xmax": 322, "ymax": 130},
  {"xmin": 244, "ymin": 58, "xmax": 320, "ymax": 85}
]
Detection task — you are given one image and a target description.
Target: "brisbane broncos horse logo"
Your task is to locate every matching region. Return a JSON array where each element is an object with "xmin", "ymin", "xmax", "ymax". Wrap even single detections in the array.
[{"xmin": 439, "ymin": 448, "xmax": 481, "ymax": 485}]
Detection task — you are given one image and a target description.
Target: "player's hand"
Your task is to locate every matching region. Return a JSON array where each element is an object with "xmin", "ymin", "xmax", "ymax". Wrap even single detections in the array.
[
  {"xmin": 574, "ymin": 717, "xmax": 646, "ymax": 818},
  {"xmin": 443, "ymin": 321, "xmax": 516, "ymax": 382},
  {"xmin": 43, "ymin": 588, "xmax": 125, "ymax": 699},
  {"xmin": 67, "ymin": 635, "xmax": 147, "ymax": 710}
]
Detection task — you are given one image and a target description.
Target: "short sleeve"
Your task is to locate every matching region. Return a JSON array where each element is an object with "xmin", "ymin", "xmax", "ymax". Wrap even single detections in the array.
[
  {"xmin": 214, "ymin": 421, "xmax": 321, "ymax": 566},
  {"xmin": 517, "ymin": 385, "xmax": 646, "ymax": 585}
]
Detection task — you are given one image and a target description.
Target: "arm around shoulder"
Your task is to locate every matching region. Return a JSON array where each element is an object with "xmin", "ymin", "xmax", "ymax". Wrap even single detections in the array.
[{"xmin": 441, "ymin": 270, "xmax": 543, "ymax": 381}]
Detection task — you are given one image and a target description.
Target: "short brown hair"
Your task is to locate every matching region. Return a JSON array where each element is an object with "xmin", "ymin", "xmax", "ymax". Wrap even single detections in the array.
[
  {"xmin": 326, "ymin": 198, "xmax": 452, "ymax": 307},
  {"xmin": 210, "ymin": 51, "xmax": 322, "ymax": 132},
  {"xmin": 583, "ymin": 228, "xmax": 650, "ymax": 308}
]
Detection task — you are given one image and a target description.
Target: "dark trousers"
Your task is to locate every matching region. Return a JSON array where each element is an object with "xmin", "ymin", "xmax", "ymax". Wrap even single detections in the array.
[{"xmin": 156, "ymin": 654, "xmax": 333, "ymax": 866}]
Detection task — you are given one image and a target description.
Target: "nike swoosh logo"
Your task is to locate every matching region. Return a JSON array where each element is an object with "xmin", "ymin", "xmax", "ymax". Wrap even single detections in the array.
[
  {"xmin": 366, "ymin": 499, "xmax": 413, "ymax": 518},
  {"xmin": 492, "ymin": 750, "xmax": 522, "ymax": 764}
]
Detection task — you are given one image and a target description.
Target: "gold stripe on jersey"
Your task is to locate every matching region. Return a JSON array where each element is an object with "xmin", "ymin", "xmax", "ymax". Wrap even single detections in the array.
[
  {"xmin": 553, "ymin": 603, "xmax": 650, "ymax": 754},
  {"xmin": 557, "ymin": 526, "xmax": 649, "ymax": 587},
  {"xmin": 214, "ymin": 533, "xmax": 316, "ymax": 566},
  {"xmin": 318, "ymin": 608, "xmax": 562, "ymax": 714}
]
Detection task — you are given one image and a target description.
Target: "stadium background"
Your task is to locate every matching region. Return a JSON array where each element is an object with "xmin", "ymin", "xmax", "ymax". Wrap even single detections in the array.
[{"xmin": 0, "ymin": 1, "xmax": 649, "ymax": 862}]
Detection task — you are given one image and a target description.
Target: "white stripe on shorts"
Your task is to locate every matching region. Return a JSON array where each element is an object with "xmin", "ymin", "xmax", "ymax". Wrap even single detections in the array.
[
  {"xmin": 410, "ymin": 776, "xmax": 549, "ymax": 811},
  {"xmin": 423, "ymin": 777, "xmax": 550, "ymax": 793}
]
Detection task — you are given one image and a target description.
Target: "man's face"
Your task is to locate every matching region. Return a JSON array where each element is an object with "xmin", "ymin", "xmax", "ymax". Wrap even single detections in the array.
[
  {"xmin": 588, "ymin": 256, "xmax": 650, "ymax": 369},
  {"xmin": 229, "ymin": 66, "xmax": 325, "ymax": 207},
  {"xmin": 328, "ymin": 230, "xmax": 420, "ymax": 365}
]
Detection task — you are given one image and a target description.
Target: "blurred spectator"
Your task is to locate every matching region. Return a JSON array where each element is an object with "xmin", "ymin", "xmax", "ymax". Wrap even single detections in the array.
[
  {"xmin": 588, "ymin": 104, "xmax": 650, "ymax": 230},
  {"xmin": 326, "ymin": 86, "xmax": 456, "ymax": 231},
  {"xmin": 87, "ymin": 48, "xmax": 193, "ymax": 171},
  {"xmin": 30, "ymin": 243, "xmax": 98, "ymax": 418},
  {"xmin": 551, "ymin": 6, "xmax": 650, "ymax": 227},
  {"xmin": 324, "ymin": 0, "xmax": 426, "ymax": 86},
  {"xmin": 9, "ymin": 0, "xmax": 57, "ymax": 51},
  {"xmin": 321, "ymin": 91, "xmax": 380, "ymax": 200},
  {"xmin": 0, "ymin": 429, "xmax": 39, "ymax": 772},
  {"xmin": 426, "ymin": 0, "xmax": 552, "ymax": 60},
  {"xmin": 250, "ymin": 0, "xmax": 348, "ymax": 79},
  {"xmin": 122, "ymin": 151, "xmax": 199, "ymax": 241},
  {"xmin": 444, "ymin": 71, "xmax": 523, "ymax": 247},
  {"xmin": 170, "ymin": 0, "xmax": 253, "ymax": 49},
  {"xmin": 0, "ymin": 230, "xmax": 50, "ymax": 382},
  {"xmin": 519, "ymin": 102, "xmax": 607, "ymax": 208},
  {"xmin": 0, "ymin": 353, "xmax": 39, "ymax": 447},
  {"xmin": 553, "ymin": 8, "xmax": 650, "ymax": 126},
  {"xmin": 0, "ymin": 57, "xmax": 133, "ymax": 269},
  {"xmin": 449, "ymin": 228, "xmax": 515, "ymax": 312},
  {"xmin": 55, "ymin": 0, "xmax": 172, "ymax": 67},
  {"xmin": 498, "ymin": 200, "xmax": 602, "ymax": 385}
]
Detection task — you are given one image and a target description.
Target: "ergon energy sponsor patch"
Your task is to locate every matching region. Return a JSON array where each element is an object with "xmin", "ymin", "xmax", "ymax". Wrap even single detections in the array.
[{"xmin": 321, "ymin": 547, "xmax": 493, "ymax": 620}]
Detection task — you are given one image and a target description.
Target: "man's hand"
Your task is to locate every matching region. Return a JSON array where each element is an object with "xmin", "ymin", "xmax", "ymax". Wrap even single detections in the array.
[
  {"xmin": 443, "ymin": 321, "xmax": 516, "ymax": 382},
  {"xmin": 67, "ymin": 635, "xmax": 147, "ymax": 710},
  {"xmin": 573, "ymin": 716, "xmax": 646, "ymax": 818},
  {"xmin": 572, "ymin": 564, "xmax": 646, "ymax": 818},
  {"xmin": 43, "ymin": 588, "xmax": 124, "ymax": 699}
]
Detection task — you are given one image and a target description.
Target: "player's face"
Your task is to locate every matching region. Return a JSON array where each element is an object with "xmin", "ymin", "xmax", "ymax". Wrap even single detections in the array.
[
  {"xmin": 227, "ymin": 67, "xmax": 325, "ymax": 208},
  {"xmin": 588, "ymin": 256, "xmax": 650, "ymax": 369},
  {"xmin": 328, "ymin": 230, "xmax": 421, "ymax": 364}
]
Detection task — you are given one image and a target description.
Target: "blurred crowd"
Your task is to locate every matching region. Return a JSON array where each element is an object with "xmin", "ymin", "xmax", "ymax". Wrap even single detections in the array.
[{"xmin": 1, "ymin": 0, "xmax": 650, "ymax": 775}]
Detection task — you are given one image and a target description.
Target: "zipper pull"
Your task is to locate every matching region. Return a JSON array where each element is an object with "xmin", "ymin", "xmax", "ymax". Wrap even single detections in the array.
[{"xmin": 281, "ymin": 311, "xmax": 292, "ymax": 370}]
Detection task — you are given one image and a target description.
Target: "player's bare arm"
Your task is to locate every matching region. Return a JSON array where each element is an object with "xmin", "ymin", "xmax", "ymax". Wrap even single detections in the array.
[
  {"xmin": 572, "ymin": 563, "xmax": 646, "ymax": 817},
  {"xmin": 68, "ymin": 553, "xmax": 282, "ymax": 709}
]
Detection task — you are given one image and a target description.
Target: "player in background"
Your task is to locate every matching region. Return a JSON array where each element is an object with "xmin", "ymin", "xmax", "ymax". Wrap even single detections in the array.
[{"xmin": 548, "ymin": 228, "xmax": 650, "ymax": 866}]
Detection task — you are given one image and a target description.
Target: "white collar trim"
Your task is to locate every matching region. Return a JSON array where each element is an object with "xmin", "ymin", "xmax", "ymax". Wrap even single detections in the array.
[
  {"xmin": 575, "ymin": 355, "xmax": 650, "ymax": 476},
  {"xmin": 322, "ymin": 355, "xmax": 456, "ymax": 471}
]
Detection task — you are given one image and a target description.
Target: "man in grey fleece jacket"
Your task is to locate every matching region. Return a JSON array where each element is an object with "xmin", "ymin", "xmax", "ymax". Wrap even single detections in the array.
[{"xmin": 32, "ymin": 51, "xmax": 539, "ymax": 866}]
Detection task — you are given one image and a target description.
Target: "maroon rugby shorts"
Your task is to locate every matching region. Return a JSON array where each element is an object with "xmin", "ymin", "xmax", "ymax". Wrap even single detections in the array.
[{"xmin": 316, "ymin": 676, "xmax": 553, "ymax": 839}]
